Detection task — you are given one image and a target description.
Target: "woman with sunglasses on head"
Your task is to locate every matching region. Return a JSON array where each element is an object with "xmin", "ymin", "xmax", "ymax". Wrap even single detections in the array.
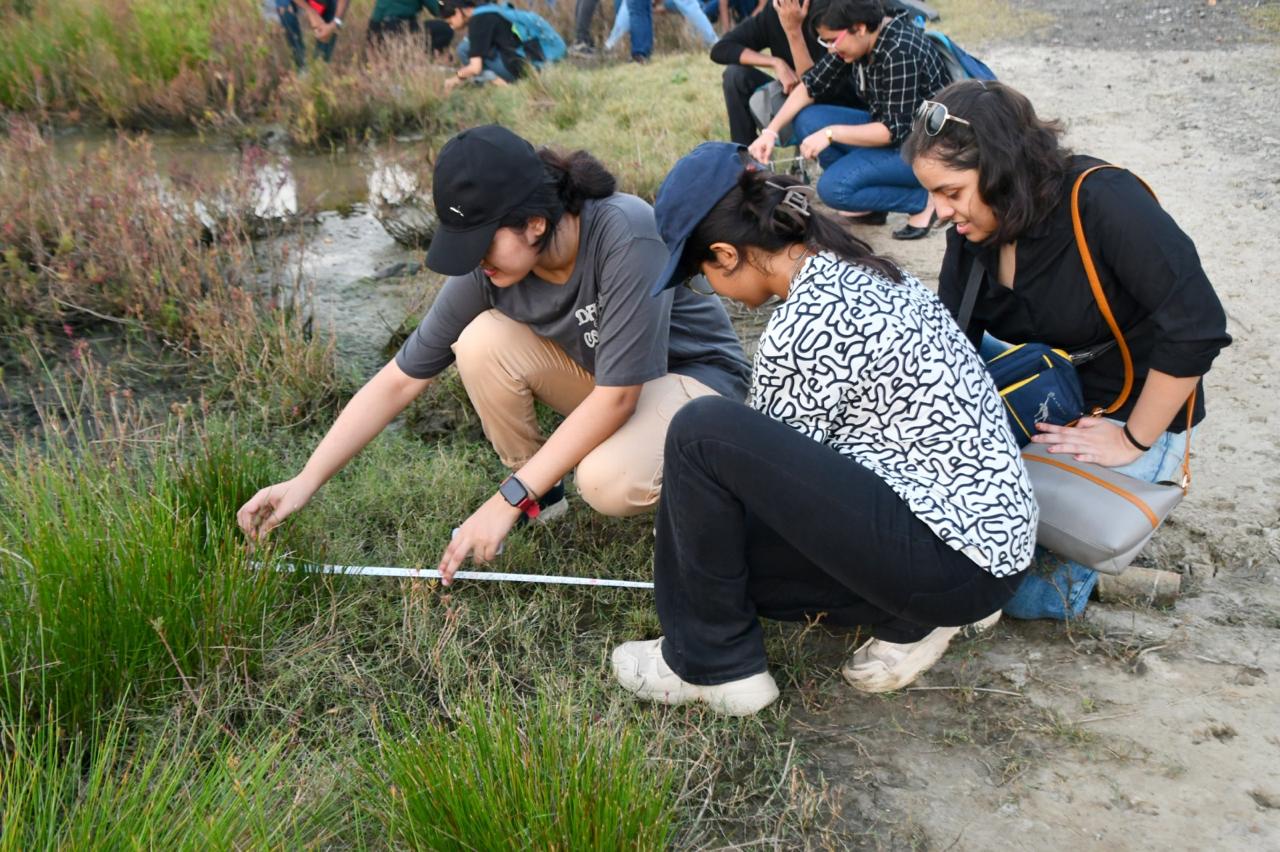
[
  {"xmin": 746, "ymin": 0, "xmax": 951, "ymax": 240},
  {"xmin": 238, "ymin": 126, "xmax": 750, "ymax": 580},
  {"xmin": 610, "ymin": 143, "xmax": 1037, "ymax": 716},
  {"xmin": 904, "ymin": 81, "xmax": 1231, "ymax": 619}
]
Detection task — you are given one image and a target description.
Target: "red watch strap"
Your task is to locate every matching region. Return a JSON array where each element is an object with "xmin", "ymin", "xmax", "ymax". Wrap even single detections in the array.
[{"xmin": 517, "ymin": 495, "xmax": 540, "ymax": 519}]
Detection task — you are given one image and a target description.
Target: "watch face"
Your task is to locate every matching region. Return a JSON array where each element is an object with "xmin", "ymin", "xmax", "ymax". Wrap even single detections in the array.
[{"xmin": 499, "ymin": 476, "xmax": 529, "ymax": 507}]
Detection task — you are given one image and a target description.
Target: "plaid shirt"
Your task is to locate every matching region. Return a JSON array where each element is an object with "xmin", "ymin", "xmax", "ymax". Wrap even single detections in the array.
[{"xmin": 802, "ymin": 13, "xmax": 951, "ymax": 145}]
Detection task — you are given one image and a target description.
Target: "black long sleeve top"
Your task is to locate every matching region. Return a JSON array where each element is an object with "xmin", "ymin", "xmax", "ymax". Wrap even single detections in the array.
[{"xmin": 937, "ymin": 156, "xmax": 1231, "ymax": 433}]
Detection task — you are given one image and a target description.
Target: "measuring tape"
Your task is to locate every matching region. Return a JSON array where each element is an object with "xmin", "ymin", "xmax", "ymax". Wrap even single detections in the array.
[{"xmin": 255, "ymin": 561, "xmax": 654, "ymax": 590}]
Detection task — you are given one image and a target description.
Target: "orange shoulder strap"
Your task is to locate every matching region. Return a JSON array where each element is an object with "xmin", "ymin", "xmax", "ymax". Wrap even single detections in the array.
[{"xmin": 1070, "ymin": 165, "xmax": 1195, "ymax": 492}]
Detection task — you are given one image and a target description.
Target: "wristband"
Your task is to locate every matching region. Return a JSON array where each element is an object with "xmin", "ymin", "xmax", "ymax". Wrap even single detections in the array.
[
  {"xmin": 333, "ymin": 16, "xmax": 343, "ymax": 27},
  {"xmin": 761, "ymin": 128, "xmax": 779, "ymax": 140},
  {"xmin": 825, "ymin": 127, "xmax": 834, "ymax": 143},
  {"xmin": 1122, "ymin": 423, "xmax": 1151, "ymax": 453}
]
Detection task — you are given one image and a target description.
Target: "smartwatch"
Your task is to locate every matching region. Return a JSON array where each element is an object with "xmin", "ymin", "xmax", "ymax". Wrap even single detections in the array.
[
  {"xmin": 498, "ymin": 475, "xmax": 541, "ymax": 519},
  {"xmin": 333, "ymin": 16, "xmax": 344, "ymax": 27}
]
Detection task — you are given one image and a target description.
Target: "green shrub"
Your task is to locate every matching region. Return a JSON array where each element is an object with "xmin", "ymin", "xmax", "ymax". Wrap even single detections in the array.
[{"xmin": 368, "ymin": 694, "xmax": 678, "ymax": 851}]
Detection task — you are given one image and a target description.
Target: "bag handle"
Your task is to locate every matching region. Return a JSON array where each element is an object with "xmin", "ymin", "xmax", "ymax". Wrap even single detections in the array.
[{"xmin": 1071, "ymin": 165, "xmax": 1194, "ymax": 492}]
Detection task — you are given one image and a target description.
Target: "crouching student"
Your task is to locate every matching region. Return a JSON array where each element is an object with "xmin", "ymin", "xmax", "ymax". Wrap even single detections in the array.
[
  {"xmin": 238, "ymin": 126, "xmax": 749, "ymax": 579},
  {"xmin": 610, "ymin": 143, "xmax": 1037, "ymax": 716}
]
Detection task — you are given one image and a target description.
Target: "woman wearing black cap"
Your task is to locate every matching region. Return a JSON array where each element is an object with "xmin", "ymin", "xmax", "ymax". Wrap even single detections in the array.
[
  {"xmin": 238, "ymin": 126, "xmax": 750, "ymax": 581},
  {"xmin": 610, "ymin": 143, "xmax": 1036, "ymax": 715}
]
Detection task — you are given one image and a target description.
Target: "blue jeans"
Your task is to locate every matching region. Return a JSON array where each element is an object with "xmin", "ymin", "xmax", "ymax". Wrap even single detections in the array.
[
  {"xmin": 607, "ymin": 0, "xmax": 717, "ymax": 52},
  {"xmin": 276, "ymin": 2, "xmax": 336, "ymax": 68},
  {"xmin": 978, "ymin": 334, "xmax": 1196, "ymax": 620},
  {"xmin": 793, "ymin": 104, "xmax": 927, "ymax": 214},
  {"xmin": 456, "ymin": 37, "xmax": 518, "ymax": 83}
]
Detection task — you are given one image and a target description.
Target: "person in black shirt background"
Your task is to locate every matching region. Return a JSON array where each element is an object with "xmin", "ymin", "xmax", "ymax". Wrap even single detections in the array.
[
  {"xmin": 906, "ymin": 79, "xmax": 1231, "ymax": 620},
  {"xmin": 443, "ymin": 0, "xmax": 532, "ymax": 90},
  {"xmin": 711, "ymin": 0, "xmax": 865, "ymax": 146}
]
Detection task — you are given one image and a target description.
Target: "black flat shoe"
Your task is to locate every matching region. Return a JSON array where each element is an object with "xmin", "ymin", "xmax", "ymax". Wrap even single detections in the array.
[{"xmin": 891, "ymin": 210, "xmax": 938, "ymax": 240}]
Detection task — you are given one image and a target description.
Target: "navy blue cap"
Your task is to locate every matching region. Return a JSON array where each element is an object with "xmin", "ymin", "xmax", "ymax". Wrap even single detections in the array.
[{"xmin": 650, "ymin": 142, "xmax": 759, "ymax": 296}]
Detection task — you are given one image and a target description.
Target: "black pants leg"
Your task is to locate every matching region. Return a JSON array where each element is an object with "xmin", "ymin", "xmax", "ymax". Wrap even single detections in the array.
[
  {"xmin": 655, "ymin": 397, "xmax": 1024, "ymax": 686},
  {"xmin": 573, "ymin": 0, "xmax": 601, "ymax": 45},
  {"xmin": 722, "ymin": 65, "xmax": 773, "ymax": 146}
]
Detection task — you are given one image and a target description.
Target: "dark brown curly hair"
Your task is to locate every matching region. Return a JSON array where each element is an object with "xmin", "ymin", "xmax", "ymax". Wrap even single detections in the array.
[{"xmin": 901, "ymin": 80, "xmax": 1073, "ymax": 246}]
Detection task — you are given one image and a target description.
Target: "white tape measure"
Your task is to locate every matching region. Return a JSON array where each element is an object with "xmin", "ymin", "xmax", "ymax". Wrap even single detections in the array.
[{"xmin": 255, "ymin": 560, "xmax": 654, "ymax": 590}]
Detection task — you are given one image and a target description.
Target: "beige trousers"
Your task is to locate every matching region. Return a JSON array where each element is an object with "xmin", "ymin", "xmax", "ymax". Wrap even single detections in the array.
[{"xmin": 451, "ymin": 310, "xmax": 718, "ymax": 517}]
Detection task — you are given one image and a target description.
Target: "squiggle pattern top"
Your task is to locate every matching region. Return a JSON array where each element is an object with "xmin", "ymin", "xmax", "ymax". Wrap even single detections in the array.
[{"xmin": 749, "ymin": 252, "xmax": 1038, "ymax": 576}]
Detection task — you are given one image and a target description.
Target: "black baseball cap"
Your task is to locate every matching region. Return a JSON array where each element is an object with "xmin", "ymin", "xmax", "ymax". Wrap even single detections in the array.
[
  {"xmin": 426, "ymin": 125, "xmax": 546, "ymax": 276},
  {"xmin": 650, "ymin": 142, "xmax": 759, "ymax": 296}
]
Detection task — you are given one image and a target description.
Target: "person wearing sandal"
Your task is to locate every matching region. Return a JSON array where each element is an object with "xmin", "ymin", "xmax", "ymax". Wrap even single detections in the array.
[
  {"xmin": 237, "ymin": 126, "xmax": 750, "ymax": 582},
  {"xmin": 610, "ymin": 142, "xmax": 1037, "ymax": 716},
  {"xmin": 746, "ymin": 0, "xmax": 950, "ymax": 240},
  {"xmin": 904, "ymin": 81, "xmax": 1231, "ymax": 621}
]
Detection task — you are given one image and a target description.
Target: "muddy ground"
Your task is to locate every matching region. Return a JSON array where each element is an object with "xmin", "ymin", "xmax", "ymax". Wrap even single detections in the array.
[{"xmin": 785, "ymin": 2, "xmax": 1280, "ymax": 848}]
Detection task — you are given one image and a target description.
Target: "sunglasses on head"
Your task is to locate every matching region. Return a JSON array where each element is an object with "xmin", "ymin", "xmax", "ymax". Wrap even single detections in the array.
[{"xmin": 915, "ymin": 100, "xmax": 971, "ymax": 136}]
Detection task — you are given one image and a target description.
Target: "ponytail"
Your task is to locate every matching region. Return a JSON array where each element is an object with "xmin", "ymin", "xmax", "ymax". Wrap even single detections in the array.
[
  {"xmin": 498, "ymin": 148, "xmax": 617, "ymax": 252},
  {"xmin": 680, "ymin": 169, "xmax": 903, "ymax": 284}
]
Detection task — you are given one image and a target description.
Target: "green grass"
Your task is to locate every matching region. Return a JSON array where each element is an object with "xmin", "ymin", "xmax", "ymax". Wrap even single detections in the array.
[
  {"xmin": 0, "ymin": 705, "xmax": 337, "ymax": 850},
  {"xmin": 0, "ymin": 428, "xmax": 293, "ymax": 732},
  {"xmin": 368, "ymin": 693, "xmax": 678, "ymax": 850}
]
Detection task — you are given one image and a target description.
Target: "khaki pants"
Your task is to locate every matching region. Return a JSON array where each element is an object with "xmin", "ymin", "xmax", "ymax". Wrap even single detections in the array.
[{"xmin": 452, "ymin": 310, "xmax": 718, "ymax": 517}]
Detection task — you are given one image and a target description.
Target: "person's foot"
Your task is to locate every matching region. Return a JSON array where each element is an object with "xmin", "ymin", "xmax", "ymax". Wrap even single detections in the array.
[
  {"xmin": 630, "ymin": 53, "xmax": 650, "ymax": 64},
  {"xmin": 841, "ymin": 611, "xmax": 1000, "ymax": 692},
  {"xmin": 568, "ymin": 41, "xmax": 596, "ymax": 58},
  {"xmin": 611, "ymin": 638, "xmax": 780, "ymax": 716},
  {"xmin": 891, "ymin": 204, "xmax": 939, "ymax": 240}
]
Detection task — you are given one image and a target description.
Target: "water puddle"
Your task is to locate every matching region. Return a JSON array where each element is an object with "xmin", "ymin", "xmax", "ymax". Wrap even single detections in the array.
[{"xmin": 53, "ymin": 130, "xmax": 436, "ymax": 373}]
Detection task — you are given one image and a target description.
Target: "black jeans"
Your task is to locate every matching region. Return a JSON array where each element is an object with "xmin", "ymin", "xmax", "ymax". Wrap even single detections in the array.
[
  {"xmin": 655, "ymin": 397, "xmax": 1026, "ymax": 686},
  {"xmin": 722, "ymin": 65, "xmax": 773, "ymax": 146}
]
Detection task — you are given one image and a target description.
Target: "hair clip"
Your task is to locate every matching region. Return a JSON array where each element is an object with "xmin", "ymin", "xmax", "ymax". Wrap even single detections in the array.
[{"xmin": 765, "ymin": 180, "xmax": 812, "ymax": 219}]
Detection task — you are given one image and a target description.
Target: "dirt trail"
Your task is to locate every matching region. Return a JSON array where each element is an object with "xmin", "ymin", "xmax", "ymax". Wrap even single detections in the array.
[{"xmin": 797, "ymin": 29, "xmax": 1280, "ymax": 850}]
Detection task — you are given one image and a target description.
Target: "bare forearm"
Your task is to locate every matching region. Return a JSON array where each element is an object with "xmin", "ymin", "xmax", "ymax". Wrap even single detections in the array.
[
  {"xmin": 783, "ymin": 29, "xmax": 813, "ymax": 74},
  {"xmin": 737, "ymin": 47, "xmax": 783, "ymax": 70},
  {"xmin": 514, "ymin": 386, "xmax": 640, "ymax": 497},
  {"xmin": 457, "ymin": 56, "xmax": 484, "ymax": 78},
  {"xmin": 830, "ymin": 121, "xmax": 891, "ymax": 147},
  {"xmin": 298, "ymin": 361, "xmax": 430, "ymax": 489},
  {"xmin": 1124, "ymin": 370, "xmax": 1201, "ymax": 446}
]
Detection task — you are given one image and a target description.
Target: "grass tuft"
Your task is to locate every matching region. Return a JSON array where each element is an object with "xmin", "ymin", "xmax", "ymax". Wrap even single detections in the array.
[{"xmin": 367, "ymin": 693, "xmax": 678, "ymax": 851}]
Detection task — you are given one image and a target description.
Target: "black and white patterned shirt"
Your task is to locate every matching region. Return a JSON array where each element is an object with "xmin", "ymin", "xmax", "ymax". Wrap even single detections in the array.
[
  {"xmin": 802, "ymin": 12, "xmax": 951, "ymax": 144},
  {"xmin": 749, "ymin": 252, "xmax": 1037, "ymax": 576}
]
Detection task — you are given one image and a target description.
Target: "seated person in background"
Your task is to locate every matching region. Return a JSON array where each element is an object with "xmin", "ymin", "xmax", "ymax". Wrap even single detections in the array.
[
  {"xmin": 276, "ymin": 0, "xmax": 349, "ymax": 68},
  {"xmin": 711, "ymin": 0, "xmax": 866, "ymax": 147},
  {"xmin": 749, "ymin": 0, "xmax": 951, "ymax": 239},
  {"xmin": 443, "ymin": 0, "xmax": 535, "ymax": 90},
  {"xmin": 367, "ymin": 0, "xmax": 455, "ymax": 57},
  {"xmin": 611, "ymin": 143, "xmax": 1036, "ymax": 716},
  {"xmin": 905, "ymin": 80, "xmax": 1231, "ymax": 620}
]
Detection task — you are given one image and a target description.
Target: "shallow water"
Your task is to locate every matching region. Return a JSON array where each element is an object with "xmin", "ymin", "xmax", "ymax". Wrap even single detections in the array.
[{"xmin": 53, "ymin": 130, "xmax": 428, "ymax": 373}]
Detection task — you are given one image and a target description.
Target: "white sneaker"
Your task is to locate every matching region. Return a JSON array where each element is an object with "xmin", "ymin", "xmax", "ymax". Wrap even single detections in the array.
[
  {"xmin": 611, "ymin": 638, "xmax": 779, "ymax": 717},
  {"xmin": 842, "ymin": 611, "xmax": 1001, "ymax": 693}
]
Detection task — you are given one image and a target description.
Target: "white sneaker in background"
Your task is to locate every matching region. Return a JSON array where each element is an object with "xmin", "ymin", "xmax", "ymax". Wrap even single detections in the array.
[{"xmin": 611, "ymin": 638, "xmax": 779, "ymax": 716}]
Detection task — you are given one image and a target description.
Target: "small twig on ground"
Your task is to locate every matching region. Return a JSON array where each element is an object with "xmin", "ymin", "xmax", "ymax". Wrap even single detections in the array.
[{"xmin": 906, "ymin": 686, "xmax": 1024, "ymax": 698}]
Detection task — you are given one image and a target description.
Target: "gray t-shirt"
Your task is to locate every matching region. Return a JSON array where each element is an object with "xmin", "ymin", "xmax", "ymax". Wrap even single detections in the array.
[{"xmin": 395, "ymin": 194, "xmax": 750, "ymax": 400}]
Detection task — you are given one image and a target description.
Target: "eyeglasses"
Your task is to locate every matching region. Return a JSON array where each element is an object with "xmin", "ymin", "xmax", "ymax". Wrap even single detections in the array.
[
  {"xmin": 816, "ymin": 29, "xmax": 848, "ymax": 50},
  {"xmin": 915, "ymin": 100, "xmax": 971, "ymax": 136}
]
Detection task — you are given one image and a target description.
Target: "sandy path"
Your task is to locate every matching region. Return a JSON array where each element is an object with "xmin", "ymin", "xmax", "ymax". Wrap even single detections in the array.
[{"xmin": 798, "ymin": 41, "xmax": 1280, "ymax": 850}]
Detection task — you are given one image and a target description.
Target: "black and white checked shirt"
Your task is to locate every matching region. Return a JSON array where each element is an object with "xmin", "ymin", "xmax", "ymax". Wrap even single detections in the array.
[{"xmin": 801, "ymin": 13, "xmax": 951, "ymax": 144}]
